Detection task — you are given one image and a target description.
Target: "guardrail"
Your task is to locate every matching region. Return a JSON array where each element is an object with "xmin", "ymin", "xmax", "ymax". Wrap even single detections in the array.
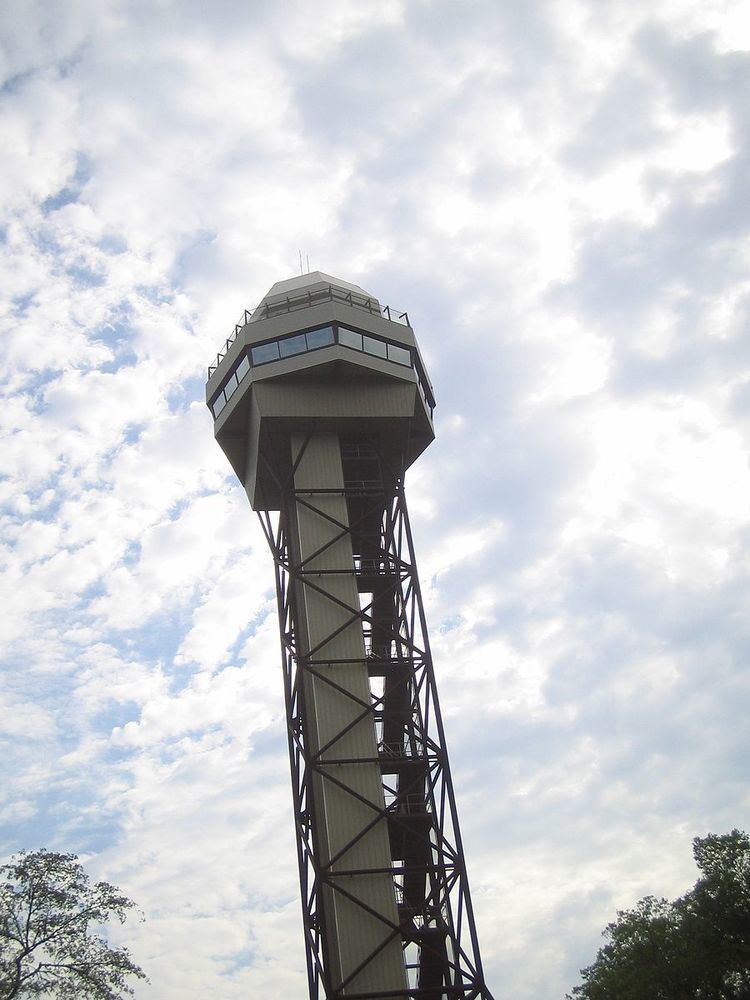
[{"xmin": 207, "ymin": 285, "xmax": 410, "ymax": 378}]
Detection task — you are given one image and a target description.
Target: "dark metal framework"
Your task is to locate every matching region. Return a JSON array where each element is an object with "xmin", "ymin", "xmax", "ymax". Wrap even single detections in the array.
[{"xmin": 256, "ymin": 430, "xmax": 494, "ymax": 999}]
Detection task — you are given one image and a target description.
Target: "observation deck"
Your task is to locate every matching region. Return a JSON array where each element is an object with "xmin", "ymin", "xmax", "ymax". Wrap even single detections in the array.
[{"xmin": 206, "ymin": 272, "xmax": 435, "ymax": 511}]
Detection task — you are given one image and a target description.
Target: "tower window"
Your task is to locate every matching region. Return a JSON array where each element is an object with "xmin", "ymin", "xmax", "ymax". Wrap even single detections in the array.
[
  {"xmin": 363, "ymin": 335, "xmax": 388, "ymax": 359},
  {"xmin": 306, "ymin": 326, "xmax": 335, "ymax": 349},
  {"xmin": 387, "ymin": 343, "xmax": 411, "ymax": 366},
  {"xmin": 236, "ymin": 355, "xmax": 250, "ymax": 382},
  {"xmin": 278, "ymin": 334, "xmax": 307, "ymax": 358},
  {"xmin": 338, "ymin": 327, "xmax": 363, "ymax": 351},
  {"xmin": 252, "ymin": 341, "xmax": 280, "ymax": 365},
  {"xmin": 211, "ymin": 323, "xmax": 432, "ymax": 420}
]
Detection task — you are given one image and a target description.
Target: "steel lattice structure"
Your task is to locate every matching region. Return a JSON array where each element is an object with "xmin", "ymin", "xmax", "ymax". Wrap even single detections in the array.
[{"xmin": 207, "ymin": 272, "xmax": 494, "ymax": 999}]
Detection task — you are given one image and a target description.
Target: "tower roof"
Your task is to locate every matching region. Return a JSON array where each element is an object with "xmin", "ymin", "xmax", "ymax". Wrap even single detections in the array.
[{"xmin": 251, "ymin": 271, "xmax": 379, "ymax": 320}]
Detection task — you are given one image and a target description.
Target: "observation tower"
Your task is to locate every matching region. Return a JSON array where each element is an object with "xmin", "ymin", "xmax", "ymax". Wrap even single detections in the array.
[{"xmin": 206, "ymin": 272, "xmax": 493, "ymax": 999}]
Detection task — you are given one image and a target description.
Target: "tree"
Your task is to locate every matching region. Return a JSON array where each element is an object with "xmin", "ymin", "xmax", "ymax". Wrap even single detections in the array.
[
  {"xmin": 0, "ymin": 849, "xmax": 147, "ymax": 999},
  {"xmin": 568, "ymin": 830, "xmax": 750, "ymax": 1000}
]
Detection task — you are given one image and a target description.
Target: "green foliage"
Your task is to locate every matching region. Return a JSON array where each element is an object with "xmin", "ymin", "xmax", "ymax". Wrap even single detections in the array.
[
  {"xmin": 568, "ymin": 830, "xmax": 750, "ymax": 1000},
  {"xmin": 0, "ymin": 849, "xmax": 147, "ymax": 999}
]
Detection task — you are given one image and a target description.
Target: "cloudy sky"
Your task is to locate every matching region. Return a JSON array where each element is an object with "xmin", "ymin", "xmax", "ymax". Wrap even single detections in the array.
[{"xmin": 2, "ymin": 0, "xmax": 750, "ymax": 996}]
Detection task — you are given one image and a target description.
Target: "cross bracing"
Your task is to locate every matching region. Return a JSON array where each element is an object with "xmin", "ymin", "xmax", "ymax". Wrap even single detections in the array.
[{"xmin": 255, "ymin": 429, "xmax": 494, "ymax": 1000}]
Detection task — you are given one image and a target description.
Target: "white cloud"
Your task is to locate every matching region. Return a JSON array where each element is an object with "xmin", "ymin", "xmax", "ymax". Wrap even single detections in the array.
[{"xmin": 1, "ymin": 1, "xmax": 749, "ymax": 998}]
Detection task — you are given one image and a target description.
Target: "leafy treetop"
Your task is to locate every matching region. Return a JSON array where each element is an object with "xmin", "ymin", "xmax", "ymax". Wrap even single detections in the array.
[
  {"xmin": 568, "ymin": 829, "xmax": 750, "ymax": 1000},
  {"xmin": 0, "ymin": 849, "xmax": 147, "ymax": 1000}
]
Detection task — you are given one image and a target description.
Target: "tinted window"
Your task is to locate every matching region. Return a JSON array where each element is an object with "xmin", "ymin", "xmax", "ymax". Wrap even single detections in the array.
[
  {"xmin": 387, "ymin": 343, "xmax": 411, "ymax": 366},
  {"xmin": 338, "ymin": 327, "xmax": 363, "ymax": 351},
  {"xmin": 252, "ymin": 341, "xmax": 280, "ymax": 365},
  {"xmin": 236, "ymin": 355, "xmax": 250, "ymax": 382},
  {"xmin": 306, "ymin": 326, "xmax": 334, "ymax": 350},
  {"xmin": 278, "ymin": 334, "xmax": 307, "ymax": 358},
  {"xmin": 363, "ymin": 335, "xmax": 387, "ymax": 359},
  {"xmin": 212, "ymin": 393, "xmax": 227, "ymax": 417},
  {"xmin": 224, "ymin": 372, "xmax": 239, "ymax": 399}
]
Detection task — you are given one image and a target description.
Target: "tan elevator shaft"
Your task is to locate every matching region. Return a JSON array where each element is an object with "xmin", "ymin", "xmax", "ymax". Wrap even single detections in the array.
[{"xmin": 288, "ymin": 430, "xmax": 407, "ymax": 997}]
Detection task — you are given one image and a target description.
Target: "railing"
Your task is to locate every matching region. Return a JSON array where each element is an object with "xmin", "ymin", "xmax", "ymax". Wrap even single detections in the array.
[
  {"xmin": 207, "ymin": 285, "xmax": 410, "ymax": 378},
  {"xmin": 383, "ymin": 790, "xmax": 429, "ymax": 814},
  {"xmin": 353, "ymin": 556, "xmax": 397, "ymax": 576},
  {"xmin": 378, "ymin": 740, "xmax": 426, "ymax": 760},
  {"xmin": 209, "ymin": 308, "xmax": 253, "ymax": 378},
  {"xmin": 342, "ymin": 478, "xmax": 384, "ymax": 495}
]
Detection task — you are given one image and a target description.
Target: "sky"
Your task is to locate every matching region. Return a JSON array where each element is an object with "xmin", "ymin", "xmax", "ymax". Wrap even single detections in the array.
[{"xmin": 1, "ymin": 0, "xmax": 749, "ymax": 997}]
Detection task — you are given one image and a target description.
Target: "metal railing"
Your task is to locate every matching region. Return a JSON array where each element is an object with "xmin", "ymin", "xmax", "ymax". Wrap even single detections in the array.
[
  {"xmin": 208, "ymin": 308, "xmax": 253, "ymax": 378},
  {"xmin": 207, "ymin": 285, "xmax": 410, "ymax": 378},
  {"xmin": 353, "ymin": 556, "xmax": 397, "ymax": 576},
  {"xmin": 382, "ymin": 790, "xmax": 430, "ymax": 814},
  {"xmin": 378, "ymin": 740, "xmax": 426, "ymax": 760},
  {"xmin": 342, "ymin": 478, "xmax": 384, "ymax": 494}
]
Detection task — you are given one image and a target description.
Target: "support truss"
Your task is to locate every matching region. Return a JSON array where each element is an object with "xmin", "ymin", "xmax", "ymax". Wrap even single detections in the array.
[{"xmin": 256, "ymin": 432, "xmax": 494, "ymax": 1000}]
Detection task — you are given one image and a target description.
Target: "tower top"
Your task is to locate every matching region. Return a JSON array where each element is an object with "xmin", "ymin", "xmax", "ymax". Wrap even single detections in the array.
[
  {"xmin": 207, "ymin": 273, "xmax": 435, "ymax": 509},
  {"xmin": 251, "ymin": 271, "xmax": 380, "ymax": 321}
]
